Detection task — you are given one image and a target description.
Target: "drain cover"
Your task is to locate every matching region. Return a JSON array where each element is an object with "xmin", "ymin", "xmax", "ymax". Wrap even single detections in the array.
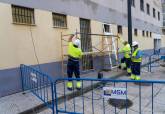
[
  {"xmin": 134, "ymin": 82, "xmax": 151, "ymax": 86},
  {"xmin": 108, "ymin": 99, "xmax": 133, "ymax": 109}
]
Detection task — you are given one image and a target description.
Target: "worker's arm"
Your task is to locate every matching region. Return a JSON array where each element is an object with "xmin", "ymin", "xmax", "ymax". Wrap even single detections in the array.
[{"xmin": 68, "ymin": 34, "xmax": 75, "ymax": 42}]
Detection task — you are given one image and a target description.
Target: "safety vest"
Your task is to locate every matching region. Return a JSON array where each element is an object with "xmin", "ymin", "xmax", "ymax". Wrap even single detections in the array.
[
  {"xmin": 120, "ymin": 44, "xmax": 131, "ymax": 58},
  {"xmin": 68, "ymin": 42, "xmax": 83, "ymax": 58},
  {"xmin": 132, "ymin": 48, "xmax": 142, "ymax": 62}
]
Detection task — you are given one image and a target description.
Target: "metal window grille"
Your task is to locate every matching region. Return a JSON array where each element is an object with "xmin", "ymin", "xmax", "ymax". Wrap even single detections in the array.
[
  {"xmin": 80, "ymin": 18, "xmax": 93, "ymax": 71},
  {"xmin": 52, "ymin": 13, "xmax": 67, "ymax": 28},
  {"xmin": 12, "ymin": 5, "xmax": 35, "ymax": 25}
]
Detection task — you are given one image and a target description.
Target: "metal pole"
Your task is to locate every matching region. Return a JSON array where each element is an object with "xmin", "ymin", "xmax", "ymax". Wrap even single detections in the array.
[{"xmin": 127, "ymin": 0, "xmax": 132, "ymax": 48}]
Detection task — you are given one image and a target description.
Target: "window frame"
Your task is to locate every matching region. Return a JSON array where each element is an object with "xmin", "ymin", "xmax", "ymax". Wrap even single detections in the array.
[
  {"xmin": 131, "ymin": 0, "xmax": 135, "ymax": 7},
  {"xmin": 158, "ymin": 11, "xmax": 160, "ymax": 21},
  {"xmin": 146, "ymin": 31, "xmax": 149, "ymax": 37},
  {"xmin": 146, "ymin": 3, "xmax": 150, "ymax": 15},
  {"xmin": 117, "ymin": 25, "xmax": 123, "ymax": 34},
  {"xmin": 140, "ymin": 0, "xmax": 144, "ymax": 12},
  {"xmin": 153, "ymin": 8, "xmax": 156, "ymax": 18},
  {"xmin": 52, "ymin": 13, "xmax": 67, "ymax": 28},
  {"xmin": 150, "ymin": 32, "xmax": 152, "ymax": 37},
  {"xmin": 134, "ymin": 28, "xmax": 138, "ymax": 36},
  {"xmin": 11, "ymin": 5, "xmax": 35, "ymax": 25},
  {"xmin": 142, "ymin": 30, "xmax": 145, "ymax": 37}
]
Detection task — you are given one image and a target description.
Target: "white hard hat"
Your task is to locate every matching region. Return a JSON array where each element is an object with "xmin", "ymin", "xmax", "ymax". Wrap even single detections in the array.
[
  {"xmin": 132, "ymin": 41, "xmax": 139, "ymax": 46},
  {"xmin": 73, "ymin": 39, "xmax": 81, "ymax": 47}
]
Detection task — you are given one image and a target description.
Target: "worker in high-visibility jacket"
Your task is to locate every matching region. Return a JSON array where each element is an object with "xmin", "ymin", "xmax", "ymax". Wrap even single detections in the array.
[
  {"xmin": 130, "ymin": 41, "xmax": 142, "ymax": 80},
  {"xmin": 67, "ymin": 34, "xmax": 83, "ymax": 90},
  {"xmin": 119, "ymin": 41, "xmax": 132, "ymax": 76}
]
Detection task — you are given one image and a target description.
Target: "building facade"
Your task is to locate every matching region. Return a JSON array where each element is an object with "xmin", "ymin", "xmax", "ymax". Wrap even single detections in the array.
[{"xmin": 0, "ymin": 0, "xmax": 164, "ymax": 97}]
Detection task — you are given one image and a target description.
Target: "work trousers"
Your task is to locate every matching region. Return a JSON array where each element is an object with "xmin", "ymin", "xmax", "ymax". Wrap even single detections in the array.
[
  {"xmin": 67, "ymin": 58, "xmax": 80, "ymax": 81},
  {"xmin": 131, "ymin": 62, "xmax": 141, "ymax": 76},
  {"xmin": 121, "ymin": 57, "xmax": 131, "ymax": 68}
]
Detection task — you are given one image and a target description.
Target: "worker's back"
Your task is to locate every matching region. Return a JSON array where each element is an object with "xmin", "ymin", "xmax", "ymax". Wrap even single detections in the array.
[{"xmin": 68, "ymin": 42, "xmax": 82, "ymax": 59}]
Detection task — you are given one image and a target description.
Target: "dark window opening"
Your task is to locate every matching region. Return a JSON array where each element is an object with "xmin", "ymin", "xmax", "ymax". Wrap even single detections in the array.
[
  {"xmin": 146, "ymin": 31, "xmax": 149, "ymax": 37},
  {"xmin": 131, "ymin": 0, "xmax": 135, "ymax": 7},
  {"xmin": 142, "ymin": 30, "xmax": 145, "ymax": 36},
  {"xmin": 153, "ymin": 8, "xmax": 156, "ymax": 18},
  {"xmin": 52, "ymin": 13, "xmax": 67, "ymax": 28},
  {"xmin": 134, "ymin": 29, "xmax": 138, "ymax": 36},
  {"xmin": 140, "ymin": 0, "xmax": 144, "ymax": 11},
  {"xmin": 158, "ymin": 12, "xmax": 160, "ymax": 21},
  {"xmin": 118, "ymin": 25, "xmax": 122, "ymax": 34},
  {"xmin": 146, "ymin": 4, "xmax": 150, "ymax": 15}
]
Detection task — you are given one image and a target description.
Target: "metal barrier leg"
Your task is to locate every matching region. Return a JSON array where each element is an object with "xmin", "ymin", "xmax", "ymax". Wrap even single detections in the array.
[
  {"xmin": 20, "ymin": 65, "xmax": 25, "ymax": 92},
  {"xmin": 54, "ymin": 82, "xmax": 58, "ymax": 114},
  {"xmin": 152, "ymin": 83, "xmax": 154, "ymax": 114},
  {"xmin": 51, "ymin": 83, "xmax": 55, "ymax": 114}
]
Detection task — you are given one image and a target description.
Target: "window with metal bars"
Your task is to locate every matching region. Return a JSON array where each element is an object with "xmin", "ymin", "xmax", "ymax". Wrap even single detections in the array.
[
  {"xmin": 52, "ymin": 13, "xmax": 67, "ymax": 28},
  {"xmin": 12, "ymin": 5, "xmax": 35, "ymax": 25}
]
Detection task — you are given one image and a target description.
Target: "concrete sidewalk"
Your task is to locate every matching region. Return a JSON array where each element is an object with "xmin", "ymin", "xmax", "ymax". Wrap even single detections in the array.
[{"xmin": 0, "ymin": 69, "xmax": 125, "ymax": 114}]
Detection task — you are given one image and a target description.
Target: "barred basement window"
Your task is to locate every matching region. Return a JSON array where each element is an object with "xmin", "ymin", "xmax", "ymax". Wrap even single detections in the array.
[
  {"xmin": 52, "ymin": 13, "xmax": 67, "ymax": 28},
  {"xmin": 12, "ymin": 5, "xmax": 35, "ymax": 25}
]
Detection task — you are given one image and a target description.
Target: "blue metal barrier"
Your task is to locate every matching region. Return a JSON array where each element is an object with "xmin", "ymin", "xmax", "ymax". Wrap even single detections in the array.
[
  {"xmin": 20, "ymin": 64, "xmax": 55, "ymax": 114},
  {"xmin": 54, "ymin": 78, "xmax": 165, "ymax": 114}
]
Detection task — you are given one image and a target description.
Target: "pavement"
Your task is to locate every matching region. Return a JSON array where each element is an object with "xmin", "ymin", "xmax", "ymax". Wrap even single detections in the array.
[
  {"xmin": 0, "ymin": 68, "xmax": 126, "ymax": 114},
  {"xmin": 0, "ymin": 59, "xmax": 164, "ymax": 114}
]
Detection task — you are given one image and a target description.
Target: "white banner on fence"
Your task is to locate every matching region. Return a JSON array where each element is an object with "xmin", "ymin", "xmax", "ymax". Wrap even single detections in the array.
[
  {"xmin": 103, "ymin": 87, "xmax": 127, "ymax": 99},
  {"xmin": 30, "ymin": 72, "xmax": 37, "ymax": 83}
]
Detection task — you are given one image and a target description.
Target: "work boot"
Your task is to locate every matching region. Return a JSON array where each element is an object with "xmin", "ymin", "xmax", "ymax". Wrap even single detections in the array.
[
  {"xmin": 67, "ymin": 81, "xmax": 73, "ymax": 91},
  {"xmin": 121, "ymin": 63, "xmax": 126, "ymax": 70},
  {"xmin": 130, "ymin": 74, "xmax": 136, "ymax": 80},
  {"xmin": 127, "ymin": 68, "xmax": 131, "ymax": 76},
  {"xmin": 135, "ymin": 76, "xmax": 141, "ymax": 80},
  {"xmin": 76, "ymin": 81, "xmax": 82, "ymax": 90},
  {"xmin": 118, "ymin": 65, "xmax": 121, "ymax": 69}
]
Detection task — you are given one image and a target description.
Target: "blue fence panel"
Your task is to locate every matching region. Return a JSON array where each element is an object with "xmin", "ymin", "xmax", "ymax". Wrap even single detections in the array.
[
  {"xmin": 54, "ymin": 78, "xmax": 165, "ymax": 114},
  {"xmin": 20, "ymin": 64, "xmax": 55, "ymax": 114}
]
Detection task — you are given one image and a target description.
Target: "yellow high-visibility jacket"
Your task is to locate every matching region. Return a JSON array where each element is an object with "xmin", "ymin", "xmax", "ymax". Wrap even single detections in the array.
[
  {"xmin": 68, "ymin": 42, "xmax": 83, "ymax": 59},
  {"xmin": 119, "ymin": 44, "xmax": 131, "ymax": 58},
  {"xmin": 132, "ymin": 48, "xmax": 142, "ymax": 62}
]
